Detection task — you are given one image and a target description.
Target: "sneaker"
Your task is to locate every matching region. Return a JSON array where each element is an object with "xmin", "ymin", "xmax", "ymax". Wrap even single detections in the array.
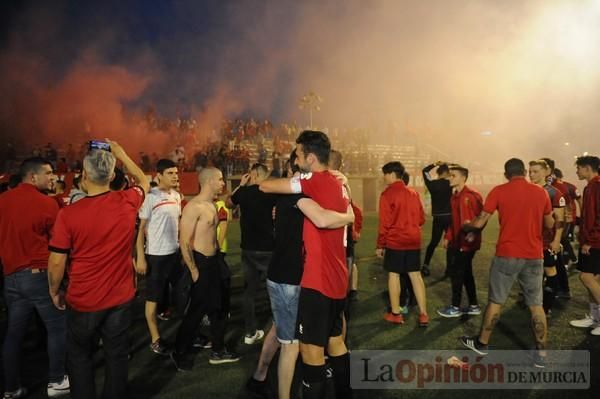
[
  {"xmin": 421, "ymin": 265, "xmax": 431, "ymax": 277},
  {"xmin": 157, "ymin": 309, "xmax": 172, "ymax": 321},
  {"xmin": 529, "ymin": 351, "xmax": 546, "ymax": 368},
  {"xmin": 47, "ymin": 375, "xmax": 70, "ymax": 397},
  {"xmin": 245, "ymin": 376, "xmax": 267, "ymax": 397},
  {"xmin": 209, "ymin": 349, "xmax": 241, "ymax": 365},
  {"xmin": 437, "ymin": 305, "xmax": 463, "ymax": 318},
  {"xmin": 569, "ymin": 315, "xmax": 599, "ymax": 328},
  {"xmin": 149, "ymin": 339, "xmax": 171, "ymax": 356},
  {"xmin": 465, "ymin": 305, "xmax": 482, "ymax": 315},
  {"xmin": 591, "ymin": 326, "xmax": 600, "ymax": 336},
  {"xmin": 192, "ymin": 336, "xmax": 212, "ymax": 349},
  {"xmin": 418, "ymin": 313, "xmax": 429, "ymax": 327},
  {"xmin": 244, "ymin": 329, "xmax": 265, "ymax": 345},
  {"xmin": 460, "ymin": 335, "xmax": 488, "ymax": 355},
  {"xmin": 170, "ymin": 351, "xmax": 193, "ymax": 372},
  {"xmin": 555, "ymin": 290, "xmax": 571, "ymax": 299},
  {"xmin": 383, "ymin": 312, "xmax": 404, "ymax": 324},
  {"xmin": 3, "ymin": 388, "xmax": 27, "ymax": 399}
]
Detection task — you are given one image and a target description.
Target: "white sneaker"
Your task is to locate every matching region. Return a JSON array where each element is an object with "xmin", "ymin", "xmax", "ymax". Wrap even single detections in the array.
[
  {"xmin": 47, "ymin": 375, "xmax": 70, "ymax": 397},
  {"xmin": 591, "ymin": 326, "xmax": 600, "ymax": 336},
  {"xmin": 244, "ymin": 329, "xmax": 265, "ymax": 345},
  {"xmin": 569, "ymin": 315, "xmax": 598, "ymax": 328},
  {"xmin": 3, "ymin": 387, "xmax": 27, "ymax": 399}
]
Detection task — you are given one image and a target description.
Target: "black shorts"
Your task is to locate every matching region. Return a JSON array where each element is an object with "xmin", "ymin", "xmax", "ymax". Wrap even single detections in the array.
[
  {"xmin": 296, "ymin": 288, "xmax": 345, "ymax": 347},
  {"xmin": 145, "ymin": 252, "xmax": 180, "ymax": 302},
  {"xmin": 543, "ymin": 249, "xmax": 558, "ymax": 267},
  {"xmin": 577, "ymin": 248, "xmax": 600, "ymax": 275},
  {"xmin": 383, "ymin": 249, "xmax": 421, "ymax": 274}
]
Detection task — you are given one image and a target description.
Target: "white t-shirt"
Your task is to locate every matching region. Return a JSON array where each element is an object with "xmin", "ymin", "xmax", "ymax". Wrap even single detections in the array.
[{"xmin": 139, "ymin": 187, "xmax": 181, "ymax": 255}]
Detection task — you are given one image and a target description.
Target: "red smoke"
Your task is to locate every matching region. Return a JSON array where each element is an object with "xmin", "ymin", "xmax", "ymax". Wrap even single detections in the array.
[{"xmin": 0, "ymin": 50, "xmax": 180, "ymax": 157}]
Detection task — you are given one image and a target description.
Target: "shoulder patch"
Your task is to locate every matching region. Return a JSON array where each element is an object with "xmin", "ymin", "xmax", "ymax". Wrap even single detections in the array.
[{"xmin": 300, "ymin": 172, "xmax": 313, "ymax": 180}]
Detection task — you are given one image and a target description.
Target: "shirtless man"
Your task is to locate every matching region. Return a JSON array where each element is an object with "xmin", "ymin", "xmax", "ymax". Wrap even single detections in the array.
[{"xmin": 171, "ymin": 167, "xmax": 239, "ymax": 371}]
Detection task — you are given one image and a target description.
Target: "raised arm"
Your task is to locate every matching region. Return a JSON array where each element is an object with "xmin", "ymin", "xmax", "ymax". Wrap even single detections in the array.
[
  {"xmin": 297, "ymin": 198, "xmax": 354, "ymax": 229},
  {"xmin": 259, "ymin": 177, "xmax": 295, "ymax": 194},
  {"xmin": 107, "ymin": 139, "xmax": 150, "ymax": 194},
  {"xmin": 226, "ymin": 173, "xmax": 251, "ymax": 208}
]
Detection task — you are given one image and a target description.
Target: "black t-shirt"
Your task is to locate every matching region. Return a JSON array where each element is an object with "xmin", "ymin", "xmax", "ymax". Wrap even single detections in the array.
[
  {"xmin": 231, "ymin": 184, "xmax": 276, "ymax": 251},
  {"xmin": 422, "ymin": 165, "xmax": 452, "ymax": 216},
  {"xmin": 268, "ymin": 194, "xmax": 304, "ymax": 285}
]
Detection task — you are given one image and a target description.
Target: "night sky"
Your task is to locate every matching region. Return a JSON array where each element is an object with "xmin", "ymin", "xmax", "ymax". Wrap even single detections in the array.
[{"xmin": 2, "ymin": 0, "xmax": 600, "ymax": 170}]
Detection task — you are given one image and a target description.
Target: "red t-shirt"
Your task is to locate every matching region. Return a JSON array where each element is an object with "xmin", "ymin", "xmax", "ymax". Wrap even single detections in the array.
[
  {"xmin": 551, "ymin": 179, "xmax": 573, "ymax": 222},
  {"xmin": 483, "ymin": 177, "xmax": 552, "ymax": 259},
  {"xmin": 542, "ymin": 184, "xmax": 565, "ymax": 248},
  {"xmin": 49, "ymin": 187, "xmax": 145, "ymax": 312},
  {"xmin": 377, "ymin": 181, "xmax": 425, "ymax": 250},
  {"xmin": 0, "ymin": 184, "xmax": 59, "ymax": 275},
  {"xmin": 299, "ymin": 171, "xmax": 349, "ymax": 299}
]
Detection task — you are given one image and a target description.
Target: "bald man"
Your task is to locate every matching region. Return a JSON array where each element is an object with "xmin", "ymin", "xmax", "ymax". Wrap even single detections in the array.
[{"xmin": 171, "ymin": 167, "xmax": 239, "ymax": 371}]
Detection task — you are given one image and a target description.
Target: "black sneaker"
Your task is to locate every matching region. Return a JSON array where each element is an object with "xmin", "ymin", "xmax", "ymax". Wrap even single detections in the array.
[
  {"xmin": 459, "ymin": 336, "xmax": 488, "ymax": 356},
  {"xmin": 149, "ymin": 339, "xmax": 171, "ymax": 356},
  {"xmin": 192, "ymin": 336, "xmax": 212, "ymax": 349},
  {"xmin": 209, "ymin": 349, "xmax": 241, "ymax": 365},
  {"xmin": 529, "ymin": 351, "xmax": 546, "ymax": 368},
  {"xmin": 245, "ymin": 376, "xmax": 267, "ymax": 398},
  {"xmin": 421, "ymin": 265, "xmax": 431, "ymax": 277},
  {"xmin": 170, "ymin": 352, "xmax": 193, "ymax": 372}
]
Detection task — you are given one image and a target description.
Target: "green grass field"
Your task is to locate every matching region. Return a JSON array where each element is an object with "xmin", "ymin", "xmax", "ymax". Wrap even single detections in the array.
[{"xmin": 5, "ymin": 214, "xmax": 599, "ymax": 398}]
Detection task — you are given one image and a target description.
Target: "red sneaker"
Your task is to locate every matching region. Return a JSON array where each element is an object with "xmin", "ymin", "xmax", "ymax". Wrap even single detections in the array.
[
  {"xmin": 418, "ymin": 313, "xmax": 429, "ymax": 327},
  {"xmin": 384, "ymin": 312, "xmax": 404, "ymax": 324}
]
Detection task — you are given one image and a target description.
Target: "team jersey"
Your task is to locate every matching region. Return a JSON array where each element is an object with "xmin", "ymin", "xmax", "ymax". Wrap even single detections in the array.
[
  {"xmin": 542, "ymin": 184, "xmax": 565, "ymax": 248},
  {"xmin": 139, "ymin": 187, "xmax": 181, "ymax": 255},
  {"xmin": 293, "ymin": 171, "xmax": 349, "ymax": 299},
  {"xmin": 551, "ymin": 178, "xmax": 573, "ymax": 221}
]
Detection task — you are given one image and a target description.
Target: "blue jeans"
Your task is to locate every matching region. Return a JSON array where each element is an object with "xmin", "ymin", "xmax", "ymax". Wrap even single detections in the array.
[
  {"xmin": 2, "ymin": 269, "xmax": 66, "ymax": 391},
  {"xmin": 67, "ymin": 300, "xmax": 132, "ymax": 399},
  {"xmin": 267, "ymin": 280, "xmax": 300, "ymax": 343}
]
